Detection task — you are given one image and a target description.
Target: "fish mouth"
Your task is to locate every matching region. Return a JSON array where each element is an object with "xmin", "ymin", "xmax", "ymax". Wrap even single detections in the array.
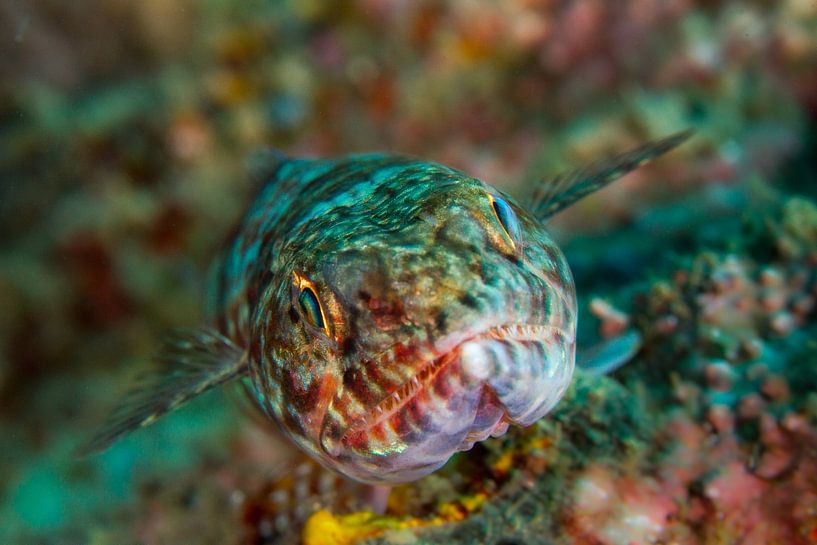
[{"xmin": 338, "ymin": 323, "xmax": 572, "ymax": 445}]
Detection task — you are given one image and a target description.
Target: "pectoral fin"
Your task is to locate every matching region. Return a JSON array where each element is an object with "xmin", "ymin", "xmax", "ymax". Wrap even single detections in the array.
[
  {"xmin": 79, "ymin": 328, "xmax": 248, "ymax": 455},
  {"xmin": 578, "ymin": 329, "xmax": 642, "ymax": 376},
  {"xmin": 529, "ymin": 129, "xmax": 694, "ymax": 220}
]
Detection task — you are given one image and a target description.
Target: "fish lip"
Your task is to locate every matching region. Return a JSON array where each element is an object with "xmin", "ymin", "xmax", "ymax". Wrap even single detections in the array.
[{"xmin": 330, "ymin": 322, "xmax": 572, "ymax": 449}]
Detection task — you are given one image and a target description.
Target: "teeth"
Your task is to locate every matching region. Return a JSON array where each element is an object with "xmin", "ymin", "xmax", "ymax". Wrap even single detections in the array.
[
  {"xmin": 342, "ymin": 351, "xmax": 458, "ymax": 440},
  {"xmin": 342, "ymin": 324, "xmax": 574, "ymax": 449}
]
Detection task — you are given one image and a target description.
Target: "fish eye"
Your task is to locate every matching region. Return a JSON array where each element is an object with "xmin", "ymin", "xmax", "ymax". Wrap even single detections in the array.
[
  {"xmin": 488, "ymin": 193, "xmax": 520, "ymax": 247},
  {"xmin": 293, "ymin": 274, "xmax": 330, "ymax": 335}
]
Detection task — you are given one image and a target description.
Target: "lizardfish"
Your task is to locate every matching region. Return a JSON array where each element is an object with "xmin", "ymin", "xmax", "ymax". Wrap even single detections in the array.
[{"xmin": 83, "ymin": 130, "xmax": 691, "ymax": 485}]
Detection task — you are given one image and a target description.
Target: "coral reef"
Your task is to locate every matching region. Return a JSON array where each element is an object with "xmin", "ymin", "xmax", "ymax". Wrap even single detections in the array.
[{"xmin": 1, "ymin": 1, "xmax": 817, "ymax": 544}]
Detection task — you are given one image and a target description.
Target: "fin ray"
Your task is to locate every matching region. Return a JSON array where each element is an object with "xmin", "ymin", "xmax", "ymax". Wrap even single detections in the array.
[
  {"xmin": 79, "ymin": 328, "xmax": 247, "ymax": 455},
  {"xmin": 529, "ymin": 129, "xmax": 694, "ymax": 220}
]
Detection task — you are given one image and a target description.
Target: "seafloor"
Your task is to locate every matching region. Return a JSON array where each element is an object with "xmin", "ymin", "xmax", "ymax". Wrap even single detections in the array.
[{"xmin": 1, "ymin": 1, "xmax": 816, "ymax": 545}]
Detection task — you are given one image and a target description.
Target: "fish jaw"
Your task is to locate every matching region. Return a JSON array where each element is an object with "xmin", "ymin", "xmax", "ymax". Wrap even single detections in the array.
[
  {"xmin": 317, "ymin": 323, "xmax": 576, "ymax": 485},
  {"xmin": 461, "ymin": 325, "xmax": 575, "ymax": 427}
]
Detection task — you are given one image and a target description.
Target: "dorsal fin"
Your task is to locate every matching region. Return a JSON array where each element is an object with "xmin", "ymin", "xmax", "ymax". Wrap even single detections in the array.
[
  {"xmin": 528, "ymin": 129, "xmax": 694, "ymax": 220},
  {"xmin": 78, "ymin": 328, "xmax": 248, "ymax": 455}
]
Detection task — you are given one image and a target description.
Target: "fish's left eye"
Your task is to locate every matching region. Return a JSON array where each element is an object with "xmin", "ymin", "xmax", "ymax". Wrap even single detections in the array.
[{"xmin": 488, "ymin": 193, "xmax": 520, "ymax": 247}]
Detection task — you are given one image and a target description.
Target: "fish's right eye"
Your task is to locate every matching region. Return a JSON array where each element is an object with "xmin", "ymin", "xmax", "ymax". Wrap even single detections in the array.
[
  {"xmin": 299, "ymin": 286, "xmax": 325, "ymax": 330},
  {"xmin": 293, "ymin": 273, "xmax": 330, "ymax": 336}
]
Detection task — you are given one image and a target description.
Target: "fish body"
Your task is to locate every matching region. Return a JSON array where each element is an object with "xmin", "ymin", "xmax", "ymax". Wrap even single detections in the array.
[{"xmin": 84, "ymin": 131, "xmax": 692, "ymax": 486}]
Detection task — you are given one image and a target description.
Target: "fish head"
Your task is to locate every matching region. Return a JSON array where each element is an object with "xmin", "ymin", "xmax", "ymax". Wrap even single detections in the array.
[{"xmin": 251, "ymin": 160, "xmax": 576, "ymax": 484}]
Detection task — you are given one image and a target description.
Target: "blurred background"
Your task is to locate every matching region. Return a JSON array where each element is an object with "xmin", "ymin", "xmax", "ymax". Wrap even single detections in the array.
[{"xmin": 1, "ymin": 1, "xmax": 815, "ymax": 544}]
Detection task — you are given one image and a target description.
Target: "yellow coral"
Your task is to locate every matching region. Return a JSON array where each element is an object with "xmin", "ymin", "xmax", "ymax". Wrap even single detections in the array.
[
  {"xmin": 302, "ymin": 491, "xmax": 492, "ymax": 545},
  {"xmin": 302, "ymin": 511, "xmax": 383, "ymax": 545},
  {"xmin": 493, "ymin": 450, "xmax": 515, "ymax": 474},
  {"xmin": 302, "ymin": 510, "xmax": 442, "ymax": 545}
]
